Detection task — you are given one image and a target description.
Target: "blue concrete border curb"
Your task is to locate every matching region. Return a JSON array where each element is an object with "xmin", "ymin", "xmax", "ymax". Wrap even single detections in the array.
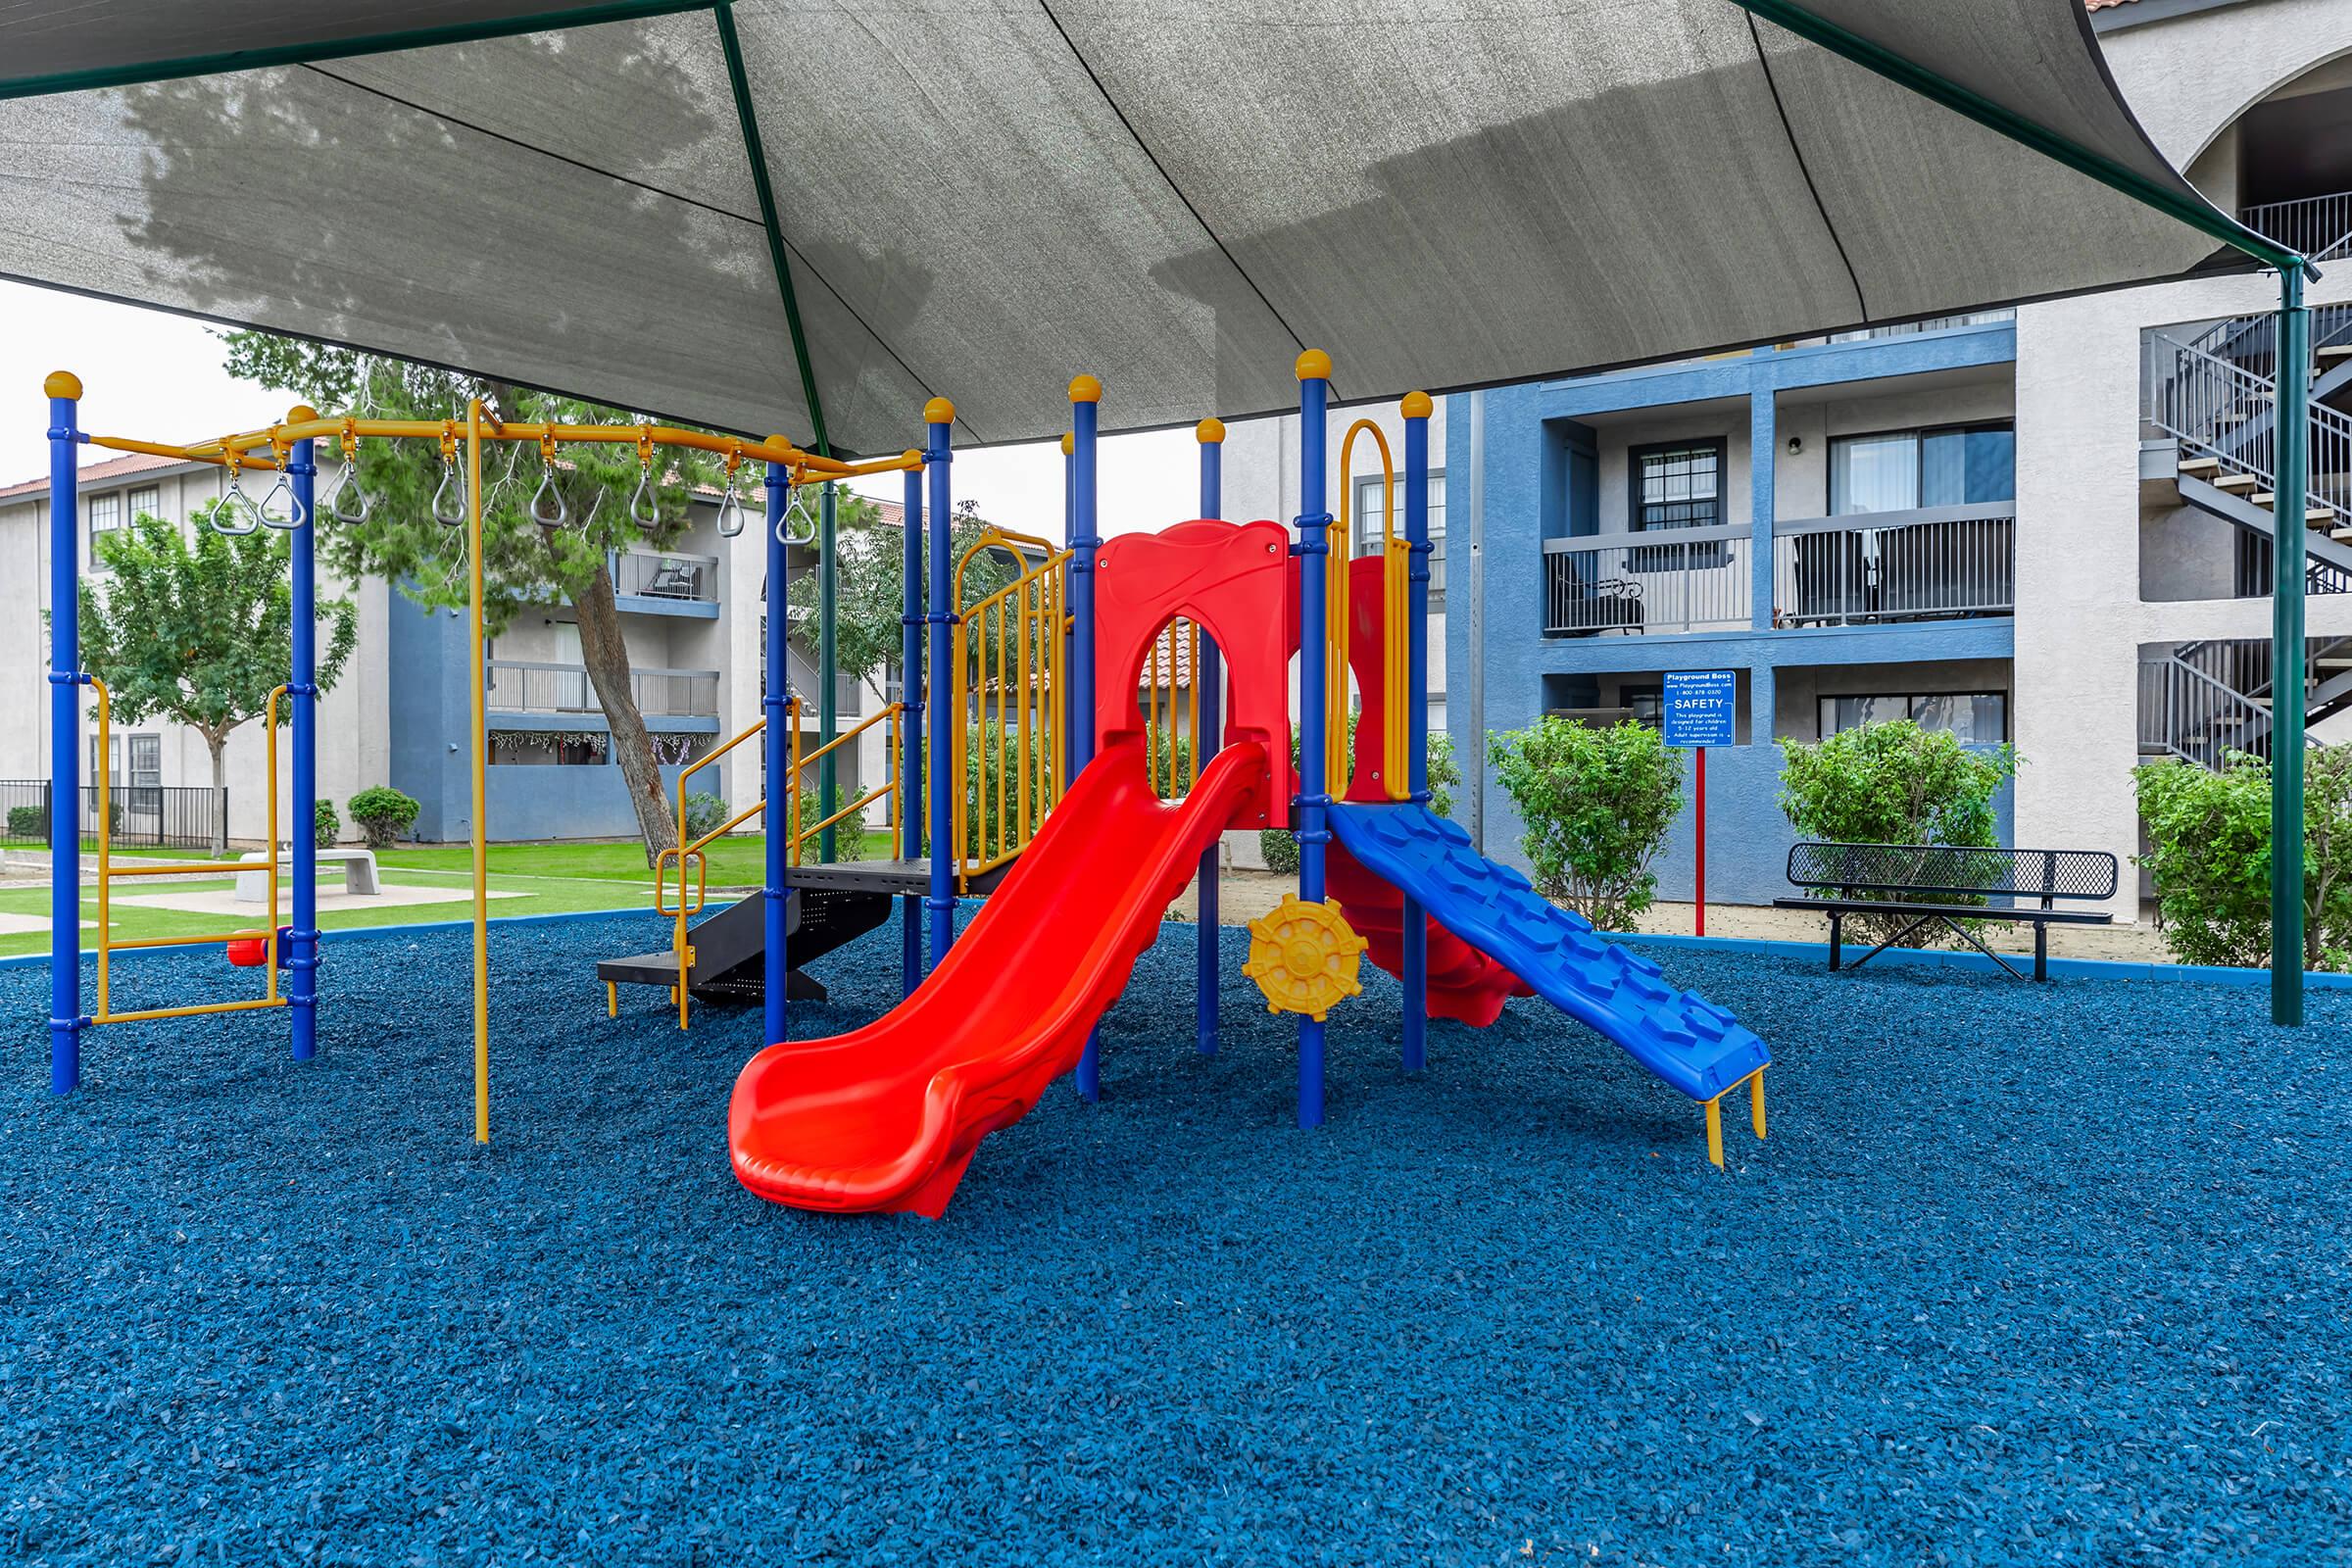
[{"xmin": 1609, "ymin": 927, "xmax": 2352, "ymax": 990}]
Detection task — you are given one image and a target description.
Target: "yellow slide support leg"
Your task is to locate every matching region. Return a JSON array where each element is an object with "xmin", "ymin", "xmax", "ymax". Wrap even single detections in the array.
[
  {"xmin": 606, "ymin": 980, "xmax": 617, "ymax": 1019},
  {"xmin": 1703, "ymin": 1067, "xmax": 1768, "ymax": 1168}
]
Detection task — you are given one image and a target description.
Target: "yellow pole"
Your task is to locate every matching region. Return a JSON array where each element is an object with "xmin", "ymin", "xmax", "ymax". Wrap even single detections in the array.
[{"xmin": 467, "ymin": 400, "xmax": 490, "ymax": 1146}]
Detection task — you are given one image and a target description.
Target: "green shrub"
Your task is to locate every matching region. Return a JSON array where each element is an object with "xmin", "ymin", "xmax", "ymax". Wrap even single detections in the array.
[
  {"xmin": 2135, "ymin": 746, "xmax": 2352, "ymax": 971},
  {"xmin": 314, "ymin": 798, "xmax": 340, "ymax": 850},
  {"xmin": 682, "ymin": 791, "xmax": 727, "ymax": 844},
  {"xmin": 7, "ymin": 804, "xmax": 45, "ymax": 843},
  {"xmin": 1488, "ymin": 716, "xmax": 1683, "ymax": 929},
  {"xmin": 1777, "ymin": 719, "xmax": 2020, "ymax": 948},
  {"xmin": 347, "ymin": 785, "xmax": 418, "ymax": 848}
]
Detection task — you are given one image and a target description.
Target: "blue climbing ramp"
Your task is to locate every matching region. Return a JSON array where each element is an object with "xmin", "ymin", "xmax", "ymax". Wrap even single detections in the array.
[{"xmin": 1326, "ymin": 803, "xmax": 1770, "ymax": 1102}]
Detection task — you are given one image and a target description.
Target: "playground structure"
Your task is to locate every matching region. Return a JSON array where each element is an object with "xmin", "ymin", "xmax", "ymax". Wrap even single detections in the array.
[
  {"xmin": 41, "ymin": 350, "xmax": 1772, "ymax": 1208},
  {"xmin": 39, "ymin": 374, "xmax": 920, "ymax": 1140},
  {"xmin": 724, "ymin": 354, "xmax": 1774, "ymax": 1216}
]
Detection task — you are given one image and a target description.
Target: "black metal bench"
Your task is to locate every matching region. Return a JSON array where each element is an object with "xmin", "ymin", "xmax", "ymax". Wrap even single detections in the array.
[{"xmin": 1774, "ymin": 841, "xmax": 2118, "ymax": 982}]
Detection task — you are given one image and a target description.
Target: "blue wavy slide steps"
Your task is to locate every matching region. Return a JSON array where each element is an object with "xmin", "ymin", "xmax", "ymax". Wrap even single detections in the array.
[{"xmin": 1325, "ymin": 803, "xmax": 1771, "ymax": 1102}]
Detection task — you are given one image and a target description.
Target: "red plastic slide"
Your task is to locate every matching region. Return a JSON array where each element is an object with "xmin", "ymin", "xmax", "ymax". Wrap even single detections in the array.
[{"xmin": 729, "ymin": 737, "xmax": 1269, "ymax": 1217}]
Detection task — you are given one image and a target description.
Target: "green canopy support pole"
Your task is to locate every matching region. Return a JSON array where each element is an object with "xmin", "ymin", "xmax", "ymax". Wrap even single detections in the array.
[
  {"xmin": 817, "ymin": 479, "xmax": 839, "ymax": 862},
  {"xmin": 2273, "ymin": 269, "xmax": 2309, "ymax": 1024}
]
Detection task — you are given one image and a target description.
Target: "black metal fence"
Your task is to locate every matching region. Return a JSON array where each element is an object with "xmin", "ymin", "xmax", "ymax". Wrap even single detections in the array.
[{"xmin": 0, "ymin": 782, "xmax": 227, "ymax": 851}]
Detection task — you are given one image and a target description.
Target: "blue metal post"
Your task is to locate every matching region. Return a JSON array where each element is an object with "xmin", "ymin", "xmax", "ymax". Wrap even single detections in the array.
[
  {"xmin": 1196, "ymin": 417, "xmax": 1224, "ymax": 1056},
  {"xmin": 1069, "ymin": 376, "xmax": 1103, "ymax": 1101},
  {"xmin": 1295, "ymin": 351, "xmax": 1331, "ymax": 1129},
  {"xmin": 287, "ymin": 415, "xmax": 319, "ymax": 1061},
  {"xmin": 46, "ymin": 372, "xmax": 82, "ymax": 1094},
  {"xmin": 1400, "ymin": 391, "xmax": 1433, "ymax": 1076},
  {"xmin": 925, "ymin": 400, "xmax": 956, "ymax": 968},
  {"xmin": 900, "ymin": 459, "xmax": 925, "ymax": 996},
  {"xmin": 763, "ymin": 457, "xmax": 791, "ymax": 1044}
]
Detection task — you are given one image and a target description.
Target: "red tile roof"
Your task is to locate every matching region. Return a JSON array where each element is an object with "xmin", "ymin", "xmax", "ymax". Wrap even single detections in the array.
[{"xmin": 0, "ymin": 449, "xmax": 188, "ymax": 503}]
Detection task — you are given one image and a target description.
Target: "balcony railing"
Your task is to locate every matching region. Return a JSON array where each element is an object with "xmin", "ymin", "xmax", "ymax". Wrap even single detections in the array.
[
  {"xmin": 1772, "ymin": 505, "xmax": 2015, "ymax": 627},
  {"xmin": 1543, "ymin": 525, "xmax": 1748, "ymax": 636},
  {"xmin": 1827, "ymin": 309, "xmax": 2014, "ymax": 343},
  {"xmin": 2240, "ymin": 191, "xmax": 2352, "ymax": 264},
  {"xmin": 612, "ymin": 550, "xmax": 719, "ymax": 604},
  {"xmin": 485, "ymin": 660, "xmax": 719, "ymax": 718}
]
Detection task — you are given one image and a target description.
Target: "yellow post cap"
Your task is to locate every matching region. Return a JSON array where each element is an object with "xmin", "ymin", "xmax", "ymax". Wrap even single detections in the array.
[
  {"xmin": 923, "ymin": 396, "xmax": 956, "ymax": 425},
  {"xmin": 1196, "ymin": 416, "xmax": 1226, "ymax": 445},
  {"xmin": 286, "ymin": 405, "xmax": 320, "ymax": 425},
  {"xmin": 43, "ymin": 370, "xmax": 82, "ymax": 400},
  {"xmin": 902, "ymin": 448, "xmax": 925, "ymax": 466},
  {"xmin": 764, "ymin": 434, "xmax": 792, "ymax": 449},
  {"xmin": 1059, "ymin": 432, "xmax": 1075, "ymax": 457},
  {"xmin": 1400, "ymin": 390, "xmax": 1434, "ymax": 419},
  {"xmin": 1067, "ymin": 374, "xmax": 1102, "ymax": 405},
  {"xmin": 1295, "ymin": 349, "xmax": 1332, "ymax": 381}
]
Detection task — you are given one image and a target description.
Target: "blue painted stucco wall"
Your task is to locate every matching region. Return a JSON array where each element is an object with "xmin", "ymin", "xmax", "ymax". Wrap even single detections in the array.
[
  {"xmin": 1446, "ymin": 322, "xmax": 2020, "ymax": 906},
  {"xmin": 388, "ymin": 601, "xmax": 720, "ymax": 844}
]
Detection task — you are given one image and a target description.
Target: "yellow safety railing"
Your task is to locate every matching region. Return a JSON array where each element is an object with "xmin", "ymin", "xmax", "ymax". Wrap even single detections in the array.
[
  {"xmin": 1144, "ymin": 618, "xmax": 1204, "ymax": 801},
  {"xmin": 658, "ymin": 697, "xmax": 905, "ymax": 1030},
  {"xmin": 787, "ymin": 705, "xmax": 905, "ymax": 864},
  {"xmin": 952, "ymin": 532, "xmax": 1072, "ymax": 888},
  {"xmin": 1329, "ymin": 418, "xmax": 1412, "ymax": 801},
  {"xmin": 89, "ymin": 677, "xmax": 287, "ymax": 1025}
]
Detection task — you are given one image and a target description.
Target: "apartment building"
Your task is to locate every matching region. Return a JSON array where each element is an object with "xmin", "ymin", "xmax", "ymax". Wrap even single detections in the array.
[
  {"xmin": 1443, "ymin": 0, "xmax": 2352, "ymax": 920},
  {"xmin": 0, "ymin": 451, "xmax": 898, "ymax": 847}
]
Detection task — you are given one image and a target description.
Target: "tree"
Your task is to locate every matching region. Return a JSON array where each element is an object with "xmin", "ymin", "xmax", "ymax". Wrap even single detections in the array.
[
  {"xmin": 74, "ymin": 507, "xmax": 358, "ymax": 858},
  {"xmin": 221, "ymin": 333, "xmax": 730, "ymax": 862},
  {"xmin": 1487, "ymin": 716, "xmax": 1684, "ymax": 930},
  {"xmin": 791, "ymin": 494, "xmax": 1023, "ymax": 691},
  {"xmin": 1777, "ymin": 719, "xmax": 2020, "ymax": 948}
]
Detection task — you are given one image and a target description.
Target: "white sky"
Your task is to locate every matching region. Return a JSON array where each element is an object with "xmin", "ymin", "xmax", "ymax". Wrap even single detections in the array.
[{"xmin": 0, "ymin": 277, "xmax": 1207, "ymax": 542}]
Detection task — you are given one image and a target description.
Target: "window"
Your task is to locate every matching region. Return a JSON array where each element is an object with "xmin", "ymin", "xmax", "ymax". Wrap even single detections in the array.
[
  {"xmin": 1353, "ymin": 470, "xmax": 1448, "ymax": 606},
  {"xmin": 1631, "ymin": 443, "xmax": 1722, "ymax": 532},
  {"xmin": 1830, "ymin": 423, "xmax": 2014, "ymax": 514},
  {"xmin": 1818, "ymin": 692, "xmax": 2008, "ymax": 744},
  {"xmin": 88, "ymin": 734, "xmax": 121, "ymax": 786},
  {"xmin": 126, "ymin": 484, "xmax": 161, "ymax": 524},
  {"xmin": 1629, "ymin": 441, "xmax": 1726, "ymax": 569},
  {"xmin": 87, "ymin": 491, "xmax": 122, "ymax": 565},
  {"xmin": 128, "ymin": 735, "xmax": 161, "ymax": 788}
]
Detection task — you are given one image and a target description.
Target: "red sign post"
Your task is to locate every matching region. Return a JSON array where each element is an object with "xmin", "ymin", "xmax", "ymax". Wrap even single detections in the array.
[{"xmin": 1661, "ymin": 670, "xmax": 1736, "ymax": 941}]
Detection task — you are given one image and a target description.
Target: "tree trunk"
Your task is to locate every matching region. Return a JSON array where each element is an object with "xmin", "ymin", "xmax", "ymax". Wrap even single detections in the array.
[
  {"xmin": 207, "ymin": 732, "xmax": 229, "ymax": 860},
  {"xmin": 571, "ymin": 557, "xmax": 677, "ymax": 865}
]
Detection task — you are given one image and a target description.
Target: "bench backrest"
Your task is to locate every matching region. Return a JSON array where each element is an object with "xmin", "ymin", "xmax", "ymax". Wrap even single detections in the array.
[{"xmin": 1786, "ymin": 841, "xmax": 2117, "ymax": 903}]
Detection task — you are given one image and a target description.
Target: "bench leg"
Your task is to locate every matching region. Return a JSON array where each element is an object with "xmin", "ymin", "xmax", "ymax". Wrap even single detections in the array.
[{"xmin": 1828, "ymin": 910, "xmax": 1841, "ymax": 971}]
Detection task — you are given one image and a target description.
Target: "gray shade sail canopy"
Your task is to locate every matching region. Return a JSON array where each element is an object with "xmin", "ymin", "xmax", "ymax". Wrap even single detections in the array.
[{"xmin": 0, "ymin": 0, "xmax": 2276, "ymax": 454}]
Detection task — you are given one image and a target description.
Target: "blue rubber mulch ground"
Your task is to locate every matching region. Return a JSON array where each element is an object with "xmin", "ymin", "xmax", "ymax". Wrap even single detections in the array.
[{"xmin": 3, "ymin": 911, "xmax": 2349, "ymax": 1566}]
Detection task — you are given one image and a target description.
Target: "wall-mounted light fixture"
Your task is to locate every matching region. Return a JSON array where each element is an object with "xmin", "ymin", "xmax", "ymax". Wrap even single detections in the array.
[{"xmin": 1787, "ymin": 435, "xmax": 1804, "ymax": 457}]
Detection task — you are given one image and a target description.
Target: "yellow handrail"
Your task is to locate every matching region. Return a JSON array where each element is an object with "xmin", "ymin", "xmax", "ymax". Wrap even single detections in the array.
[
  {"xmin": 1331, "ymin": 420, "xmax": 1391, "ymax": 793},
  {"xmin": 952, "ymin": 545, "xmax": 1072, "ymax": 888},
  {"xmin": 789, "ymin": 705, "xmax": 904, "ymax": 862},
  {"xmin": 659, "ymin": 698, "xmax": 906, "ymax": 1029},
  {"xmin": 89, "ymin": 676, "xmax": 286, "ymax": 1025}
]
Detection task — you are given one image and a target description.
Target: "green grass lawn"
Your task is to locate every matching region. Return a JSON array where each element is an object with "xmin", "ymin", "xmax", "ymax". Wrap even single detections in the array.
[{"xmin": 1, "ymin": 832, "xmax": 897, "ymax": 960}]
